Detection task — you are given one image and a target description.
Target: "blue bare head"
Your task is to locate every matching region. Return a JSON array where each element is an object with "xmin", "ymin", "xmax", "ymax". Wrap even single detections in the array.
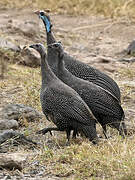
[{"xmin": 35, "ymin": 10, "xmax": 52, "ymax": 33}]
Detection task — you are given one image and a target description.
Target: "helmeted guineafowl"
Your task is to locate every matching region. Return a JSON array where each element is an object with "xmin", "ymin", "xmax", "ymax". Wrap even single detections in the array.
[
  {"xmin": 29, "ymin": 43, "xmax": 98, "ymax": 144},
  {"xmin": 47, "ymin": 42, "xmax": 127, "ymax": 138},
  {"xmin": 35, "ymin": 10, "xmax": 121, "ymax": 102}
]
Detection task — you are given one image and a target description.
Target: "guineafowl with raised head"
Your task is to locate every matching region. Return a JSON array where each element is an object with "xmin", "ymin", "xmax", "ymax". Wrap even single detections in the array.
[
  {"xmin": 47, "ymin": 42, "xmax": 127, "ymax": 138},
  {"xmin": 29, "ymin": 43, "xmax": 98, "ymax": 144},
  {"xmin": 35, "ymin": 10, "xmax": 121, "ymax": 102}
]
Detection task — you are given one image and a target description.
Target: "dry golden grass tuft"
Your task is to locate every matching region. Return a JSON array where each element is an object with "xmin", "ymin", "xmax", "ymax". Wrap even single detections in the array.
[
  {"xmin": 118, "ymin": 64, "xmax": 135, "ymax": 103},
  {"xmin": 0, "ymin": 1, "xmax": 135, "ymax": 177},
  {"xmin": 0, "ymin": 0, "xmax": 135, "ymax": 18},
  {"xmin": 0, "ymin": 63, "xmax": 41, "ymax": 111},
  {"xmin": 119, "ymin": 64, "xmax": 135, "ymax": 80},
  {"xmin": 27, "ymin": 135, "xmax": 135, "ymax": 179},
  {"xmin": 0, "ymin": 61, "xmax": 135, "ymax": 179},
  {"xmin": 0, "ymin": 49, "xmax": 10, "ymax": 79}
]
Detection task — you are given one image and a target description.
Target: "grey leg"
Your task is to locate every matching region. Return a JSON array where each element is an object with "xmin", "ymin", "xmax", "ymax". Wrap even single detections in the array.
[{"xmin": 102, "ymin": 124, "xmax": 108, "ymax": 139}]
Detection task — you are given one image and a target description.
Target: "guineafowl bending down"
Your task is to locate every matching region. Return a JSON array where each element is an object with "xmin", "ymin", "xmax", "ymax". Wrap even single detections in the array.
[
  {"xmin": 47, "ymin": 42, "xmax": 127, "ymax": 138},
  {"xmin": 35, "ymin": 10, "xmax": 121, "ymax": 102},
  {"xmin": 29, "ymin": 43, "xmax": 98, "ymax": 144}
]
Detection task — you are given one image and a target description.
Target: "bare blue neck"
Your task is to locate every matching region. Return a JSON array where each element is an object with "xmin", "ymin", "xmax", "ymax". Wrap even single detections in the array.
[
  {"xmin": 41, "ymin": 15, "xmax": 51, "ymax": 33},
  {"xmin": 41, "ymin": 15, "xmax": 56, "ymax": 45}
]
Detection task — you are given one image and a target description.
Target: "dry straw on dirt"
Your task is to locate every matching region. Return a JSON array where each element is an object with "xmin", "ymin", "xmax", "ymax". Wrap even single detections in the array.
[
  {"xmin": 0, "ymin": 0, "xmax": 135, "ymax": 179},
  {"xmin": 0, "ymin": 50, "xmax": 7, "ymax": 79},
  {"xmin": 0, "ymin": 0, "xmax": 135, "ymax": 18}
]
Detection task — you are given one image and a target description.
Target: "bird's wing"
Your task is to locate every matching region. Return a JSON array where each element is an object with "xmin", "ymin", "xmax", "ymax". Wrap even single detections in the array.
[
  {"xmin": 42, "ymin": 86, "xmax": 95, "ymax": 126},
  {"xmin": 61, "ymin": 95, "xmax": 96, "ymax": 126}
]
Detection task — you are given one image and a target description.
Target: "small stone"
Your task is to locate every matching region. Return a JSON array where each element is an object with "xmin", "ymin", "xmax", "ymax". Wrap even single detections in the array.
[
  {"xmin": 97, "ymin": 56, "xmax": 112, "ymax": 63},
  {"xmin": 1, "ymin": 104, "xmax": 43, "ymax": 122},
  {"xmin": 0, "ymin": 119, "xmax": 18, "ymax": 130},
  {"xmin": 0, "ymin": 37, "xmax": 20, "ymax": 52},
  {"xmin": 0, "ymin": 129, "xmax": 18, "ymax": 144},
  {"xmin": 0, "ymin": 129, "xmax": 37, "ymax": 145},
  {"xmin": 20, "ymin": 46, "xmax": 41, "ymax": 67},
  {"xmin": 126, "ymin": 40, "xmax": 135, "ymax": 55},
  {"xmin": 0, "ymin": 153, "xmax": 27, "ymax": 170},
  {"xmin": 8, "ymin": 19, "xmax": 13, "ymax": 23}
]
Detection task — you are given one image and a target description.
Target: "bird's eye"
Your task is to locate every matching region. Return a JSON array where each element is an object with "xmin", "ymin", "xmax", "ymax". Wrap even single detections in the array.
[
  {"xmin": 40, "ymin": 11, "xmax": 44, "ymax": 16},
  {"xmin": 54, "ymin": 44, "xmax": 59, "ymax": 48}
]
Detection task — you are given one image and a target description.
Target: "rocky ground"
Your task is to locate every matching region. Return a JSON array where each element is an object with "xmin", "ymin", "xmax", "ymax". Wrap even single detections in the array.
[{"xmin": 0, "ymin": 8, "xmax": 135, "ymax": 179}]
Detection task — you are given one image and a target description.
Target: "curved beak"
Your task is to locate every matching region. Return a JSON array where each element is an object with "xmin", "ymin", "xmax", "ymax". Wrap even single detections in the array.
[{"xmin": 29, "ymin": 44, "xmax": 35, "ymax": 49}]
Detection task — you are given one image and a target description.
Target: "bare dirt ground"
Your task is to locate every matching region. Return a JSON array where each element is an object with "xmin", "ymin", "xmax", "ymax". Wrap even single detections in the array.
[{"xmin": 0, "ymin": 9, "xmax": 135, "ymax": 179}]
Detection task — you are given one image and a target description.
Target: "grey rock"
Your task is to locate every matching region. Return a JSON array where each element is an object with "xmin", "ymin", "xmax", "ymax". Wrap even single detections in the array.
[
  {"xmin": 0, "ymin": 119, "xmax": 18, "ymax": 130},
  {"xmin": 20, "ymin": 47, "xmax": 41, "ymax": 67},
  {"xmin": 0, "ymin": 129, "xmax": 18, "ymax": 144},
  {"xmin": 0, "ymin": 152, "xmax": 27, "ymax": 170},
  {"xmin": 0, "ymin": 129, "xmax": 37, "ymax": 145},
  {"xmin": 0, "ymin": 37, "xmax": 20, "ymax": 52},
  {"xmin": 126, "ymin": 40, "xmax": 135, "ymax": 55},
  {"xmin": 1, "ymin": 104, "xmax": 43, "ymax": 122}
]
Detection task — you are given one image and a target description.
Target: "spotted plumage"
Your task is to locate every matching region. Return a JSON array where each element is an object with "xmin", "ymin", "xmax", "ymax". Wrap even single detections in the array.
[
  {"xmin": 47, "ymin": 42, "xmax": 127, "ymax": 137},
  {"xmin": 29, "ymin": 43, "xmax": 98, "ymax": 144},
  {"xmin": 35, "ymin": 10, "xmax": 121, "ymax": 102}
]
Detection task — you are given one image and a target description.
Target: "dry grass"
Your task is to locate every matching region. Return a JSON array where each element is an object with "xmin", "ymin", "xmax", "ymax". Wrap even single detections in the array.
[
  {"xmin": 0, "ymin": 63, "xmax": 41, "ymax": 111},
  {"xmin": 119, "ymin": 65, "xmax": 135, "ymax": 80},
  {"xmin": 0, "ymin": 57, "xmax": 5, "ymax": 79},
  {"xmin": 0, "ymin": 0, "xmax": 135, "ymax": 179},
  {"xmin": 0, "ymin": 62, "xmax": 135, "ymax": 179},
  {"xmin": 26, "ymin": 136, "xmax": 135, "ymax": 179},
  {"xmin": 0, "ymin": 49, "xmax": 9, "ymax": 79},
  {"xmin": 0, "ymin": 0, "xmax": 135, "ymax": 18}
]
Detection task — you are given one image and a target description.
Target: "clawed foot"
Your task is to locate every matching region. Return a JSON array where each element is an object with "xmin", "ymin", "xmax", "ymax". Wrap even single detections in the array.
[
  {"xmin": 98, "ymin": 135, "xmax": 112, "ymax": 139},
  {"xmin": 36, "ymin": 128, "xmax": 53, "ymax": 135},
  {"xmin": 65, "ymin": 140, "xmax": 70, "ymax": 146},
  {"xmin": 91, "ymin": 138, "xmax": 99, "ymax": 145}
]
